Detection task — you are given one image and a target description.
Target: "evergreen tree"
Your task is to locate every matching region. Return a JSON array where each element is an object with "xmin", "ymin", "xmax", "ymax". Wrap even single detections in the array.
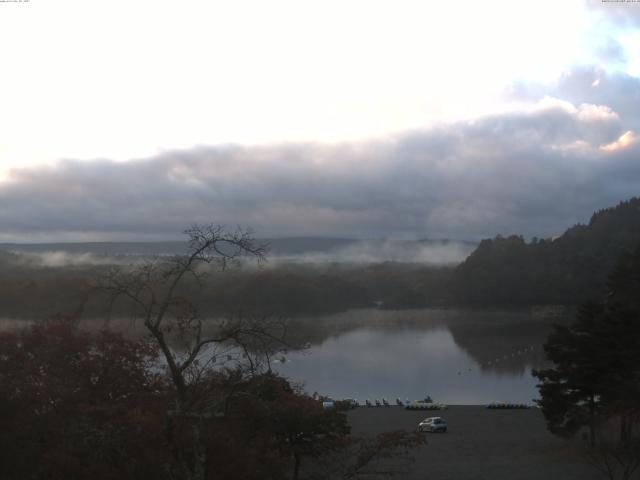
[
  {"xmin": 533, "ymin": 303, "xmax": 606, "ymax": 445},
  {"xmin": 533, "ymin": 245, "xmax": 640, "ymax": 446}
]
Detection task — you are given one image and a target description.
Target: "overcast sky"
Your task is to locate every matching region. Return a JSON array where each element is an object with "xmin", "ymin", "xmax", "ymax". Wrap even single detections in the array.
[{"xmin": 1, "ymin": 0, "xmax": 639, "ymax": 242}]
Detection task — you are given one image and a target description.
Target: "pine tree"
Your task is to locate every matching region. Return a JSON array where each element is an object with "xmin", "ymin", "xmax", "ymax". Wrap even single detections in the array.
[{"xmin": 533, "ymin": 245, "xmax": 640, "ymax": 446}]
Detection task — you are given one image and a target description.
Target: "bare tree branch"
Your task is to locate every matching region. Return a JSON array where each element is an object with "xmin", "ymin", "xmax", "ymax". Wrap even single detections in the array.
[{"xmin": 97, "ymin": 224, "xmax": 283, "ymax": 480}]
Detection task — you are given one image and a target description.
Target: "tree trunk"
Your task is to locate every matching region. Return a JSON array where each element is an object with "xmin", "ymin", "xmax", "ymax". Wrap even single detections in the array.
[
  {"xmin": 292, "ymin": 453, "xmax": 301, "ymax": 480},
  {"xmin": 589, "ymin": 395, "xmax": 596, "ymax": 447},
  {"xmin": 620, "ymin": 413, "xmax": 631, "ymax": 446},
  {"xmin": 191, "ymin": 422, "xmax": 207, "ymax": 480}
]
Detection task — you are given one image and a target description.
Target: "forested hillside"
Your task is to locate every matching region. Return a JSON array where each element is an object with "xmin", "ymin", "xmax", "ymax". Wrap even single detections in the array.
[
  {"xmin": 1, "ymin": 198, "xmax": 638, "ymax": 318},
  {"xmin": 451, "ymin": 197, "xmax": 640, "ymax": 306},
  {"xmin": 0, "ymin": 253, "xmax": 453, "ymax": 320}
]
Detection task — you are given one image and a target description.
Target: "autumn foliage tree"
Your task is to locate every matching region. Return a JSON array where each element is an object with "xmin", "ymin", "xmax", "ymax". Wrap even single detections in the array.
[
  {"xmin": 0, "ymin": 319, "xmax": 422, "ymax": 480},
  {"xmin": 0, "ymin": 319, "xmax": 168, "ymax": 480},
  {"xmin": 201, "ymin": 373, "xmax": 424, "ymax": 480}
]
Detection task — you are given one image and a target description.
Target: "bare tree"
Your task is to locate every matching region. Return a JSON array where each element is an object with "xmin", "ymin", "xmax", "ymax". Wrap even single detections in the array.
[
  {"xmin": 583, "ymin": 439, "xmax": 640, "ymax": 480},
  {"xmin": 100, "ymin": 224, "xmax": 288, "ymax": 480},
  {"xmin": 580, "ymin": 412, "xmax": 640, "ymax": 480}
]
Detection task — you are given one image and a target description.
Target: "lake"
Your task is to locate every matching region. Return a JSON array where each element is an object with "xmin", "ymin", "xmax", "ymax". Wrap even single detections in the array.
[
  {"xmin": 0, "ymin": 307, "xmax": 561, "ymax": 405},
  {"xmin": 274, "ymin": 308, "xmax": 560, "ymax": 405}
]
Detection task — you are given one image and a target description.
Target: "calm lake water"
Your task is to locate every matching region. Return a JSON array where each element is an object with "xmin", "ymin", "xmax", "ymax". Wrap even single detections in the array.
[
  {"xmin": 274, "ymin": 308, "xmax": 559, "ymax": 405},
  {"xmin": 0, "ymin": 308, "xmax": 561, "ymax": 405}
]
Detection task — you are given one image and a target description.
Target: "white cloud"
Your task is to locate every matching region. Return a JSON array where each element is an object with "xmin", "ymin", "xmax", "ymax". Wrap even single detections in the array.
[
  {"xmin": 600, "ymin": 130, "xmax": 639, "ymax": 152},
  {"xmin": 0, "ymin": 0, "xmax": 602, "ymax": 176}
]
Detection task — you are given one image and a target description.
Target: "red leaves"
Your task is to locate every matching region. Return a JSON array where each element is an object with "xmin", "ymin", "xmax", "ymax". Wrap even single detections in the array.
[
  {"xmin": 0, "ymin": 322, "xmax": 425, "ymax": 479},
  {"xmin": 1, "ymin": 320, "xmax": 161, "ymax": 410},
  {"xmin": 0, "ymin": 320, "xmax": 169, "ymax": 479}
]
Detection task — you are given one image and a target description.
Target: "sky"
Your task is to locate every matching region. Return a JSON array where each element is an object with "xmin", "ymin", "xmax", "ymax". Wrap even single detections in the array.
[{"xmin": 0, "ymin": 0, "xmax": 639, "ymax": 242}]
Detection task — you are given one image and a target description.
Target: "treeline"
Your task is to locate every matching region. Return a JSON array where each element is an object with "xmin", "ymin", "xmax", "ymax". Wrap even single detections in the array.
[
  {"xmin": 203, "ymin": 262, "xmax": 452, "ymax": 315},
  {"xmin": 0, "ymin": 250, "xmax": 93, "ymax": 319},
  {"xmin": 2, "ymin": 197, "xmax": 639, "ymax": 318},
  {"xmin": 450, "ymin": 197, "xmax": 640, "ymax": 306},
  {"xmin": 0, "ymin": 253, "xmax": 454, "ymax": 320}
]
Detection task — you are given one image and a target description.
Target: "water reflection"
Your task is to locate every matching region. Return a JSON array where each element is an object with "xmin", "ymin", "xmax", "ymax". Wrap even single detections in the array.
[
  {"xmin": 276, "ymin": 309, "xmax": 558, "ymax": 405},
  {"xmin": 0, "ymin": 309, "xmax": 560, "ymax": 405}
]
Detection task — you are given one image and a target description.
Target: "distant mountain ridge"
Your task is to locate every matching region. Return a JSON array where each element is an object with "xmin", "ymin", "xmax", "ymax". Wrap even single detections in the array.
[{"xmin": 450, "ymin": 197, "xmax": 640, "ymax": 305}]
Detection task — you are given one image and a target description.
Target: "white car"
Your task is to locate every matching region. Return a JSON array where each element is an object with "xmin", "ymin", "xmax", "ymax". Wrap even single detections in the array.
[{"xmin": 418, "ymin": 416, "xmax": 447, "ymax": 433}]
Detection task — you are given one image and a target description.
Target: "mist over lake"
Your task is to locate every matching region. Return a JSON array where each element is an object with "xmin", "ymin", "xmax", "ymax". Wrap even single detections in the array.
[{"xmin": 275, "ymin": 308, "xmax": 554, "ymax": 404}]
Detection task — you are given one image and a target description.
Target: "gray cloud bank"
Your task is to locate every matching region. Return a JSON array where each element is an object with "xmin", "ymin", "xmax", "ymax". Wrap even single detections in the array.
[{"xmin": 1, "ymin": 68, "xmax": 640, "ymax": 242}]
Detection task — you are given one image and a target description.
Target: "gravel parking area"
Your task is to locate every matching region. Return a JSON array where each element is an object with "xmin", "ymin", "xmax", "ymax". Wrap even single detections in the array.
[{"xmin": 348, "ymin": 406, "xmax": 602, "ymax": 480}]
